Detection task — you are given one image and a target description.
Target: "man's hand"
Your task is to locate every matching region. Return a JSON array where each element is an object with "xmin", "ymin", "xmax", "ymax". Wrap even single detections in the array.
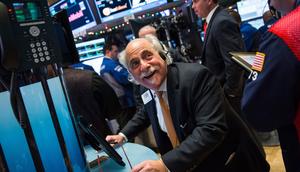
[
  {"xmin": 105, "ymin": 134, "xmax": 125, "ymax": 145},
  {"xmin": 132, "ymin": 159, "xmax": 168, "ymax": 172}
]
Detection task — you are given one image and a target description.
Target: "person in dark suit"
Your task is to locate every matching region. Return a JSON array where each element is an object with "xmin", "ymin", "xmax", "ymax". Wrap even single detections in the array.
[
  {"xmin": 63, "ymin": 68, "xmax": 121, "ymax": 140},
  {"xmin": 106, "ymin": 36, "xmax": 269, "ymax": 172},
  {"xmin": 192, "ymin": 0, "xmax": 245, "ymax": 114}
]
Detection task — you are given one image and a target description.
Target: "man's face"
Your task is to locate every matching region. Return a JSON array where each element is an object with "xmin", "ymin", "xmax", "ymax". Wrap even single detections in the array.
[
  {"xmin": 110, "ymin": 45, "xmax": 119, "ymax": 59},
  {"xmin": 192, "ymin": 0, "xmax": 211, "ymax": 18},
  {"xmin": 125, "ymin": 39, "xmax": 167, "ymax": 90}
]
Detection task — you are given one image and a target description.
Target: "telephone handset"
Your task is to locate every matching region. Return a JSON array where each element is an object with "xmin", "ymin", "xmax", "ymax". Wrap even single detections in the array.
[{"xmin": 0, "ymin": 0, "xmax": 62, "ymax": 72}]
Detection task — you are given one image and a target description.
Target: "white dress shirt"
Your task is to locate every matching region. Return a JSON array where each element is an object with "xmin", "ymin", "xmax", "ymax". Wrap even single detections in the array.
[
  {"xmin": 206, "ymin": 5, "xmax": 219, "ymax": 25},
  {"xmin": 151, "ymin": 78, "xmax": 168, "ymax": 133}
]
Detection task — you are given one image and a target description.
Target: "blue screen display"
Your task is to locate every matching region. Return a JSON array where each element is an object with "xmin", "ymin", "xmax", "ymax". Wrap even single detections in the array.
[
  {"xmin": 94, "ymin": 0, "xmax": 168, "ymax": 23},
  {"xmin": 47, "ymin": 77, "xmax": 88, "ymax": 172},
  {"xmin": 49, "ymin": 0, "xmax": 97, "ymax": 35},
  {"xmin": 0, "ymin": 91, "xmax": 36, "ymax": 172},
  {"xmin": 20, "ymin": 82, "xmax": 68, "ymax": 172}
]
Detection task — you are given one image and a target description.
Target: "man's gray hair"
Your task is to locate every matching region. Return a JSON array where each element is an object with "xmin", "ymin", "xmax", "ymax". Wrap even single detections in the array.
[{"xmin": 118, "ymin": 35, "xmax": 172, "ymax": 69}]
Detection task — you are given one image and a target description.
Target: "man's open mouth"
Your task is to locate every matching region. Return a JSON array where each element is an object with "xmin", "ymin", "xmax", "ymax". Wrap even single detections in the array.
[{"xmin": 144, "ymin": 71, "xmax": 156, "ymax": 79}]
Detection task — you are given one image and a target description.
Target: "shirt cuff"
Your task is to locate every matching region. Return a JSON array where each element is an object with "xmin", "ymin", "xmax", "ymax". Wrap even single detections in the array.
[
  {"xmin": 118, "ymin": 132, "xmax": 128, "ymax": 143},
  {"xmin": 159, "ymin": 158, "xmax": 170, "ymax": 172}
]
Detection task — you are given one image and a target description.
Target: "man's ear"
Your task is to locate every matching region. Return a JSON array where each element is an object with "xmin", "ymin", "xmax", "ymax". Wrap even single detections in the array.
[
  {"xmin": 105, "ymin": 50, "xmax": 111, "ymax": 56},
  {"xmin": 158, "ymin": 51, "xmax": 167, "ymax": 60}
]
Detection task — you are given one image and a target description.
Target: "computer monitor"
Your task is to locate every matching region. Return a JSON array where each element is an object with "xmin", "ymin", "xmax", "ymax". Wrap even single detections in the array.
[
  {"xmin": 237, "ymin": 0, "xmax": 269, "ymax": 21},
  {"xmin": 75, "ymin": 38, "xmax": 105, "ymax": 62},
  {"xmin": 94, "ymin": 0, "xmax": 167, "ymax": 23},
  {"xmin": 248, "ymin": 18, "xmax": 265, "ymax": 29},
  {"xmin": 49, "ymin": 0, "xmax": 97, "ymax": 36},
  {"xmin": 77, "ymin": 116, "xmax": 125, "ymax": 167},
  {"xmin": 82, "ymin": 57, "xmax": 103, "ymax": 74},
  {"xmin": 130, "ymin": 0, "xmax": 167, "ymax": 13}
]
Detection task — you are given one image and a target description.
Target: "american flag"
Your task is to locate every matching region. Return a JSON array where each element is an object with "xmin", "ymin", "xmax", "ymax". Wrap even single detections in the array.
[{"xmin": 251, "ymin": 52, "xmax": 266, "ymax": 72}]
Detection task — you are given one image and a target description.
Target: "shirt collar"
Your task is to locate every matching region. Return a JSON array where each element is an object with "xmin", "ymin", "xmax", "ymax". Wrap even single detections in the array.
[
  {"xmin": 206, "ymin": 5, "xmax": 219, "ymax": 25},
  {"xmin": 158, "ymin": 78, "xmax": 167, "ymax": 92}
]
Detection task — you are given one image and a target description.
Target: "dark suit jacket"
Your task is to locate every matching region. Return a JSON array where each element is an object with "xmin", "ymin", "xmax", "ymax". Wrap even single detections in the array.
[
  {"xmin": 63, "ymin": 68, "xmax": 121, "ymax": 138},
  {"xmin": 202, "ymin": 7, "xmax": 245, "ymax": 98},
  {"xmin": 122, "ymin": 63, "xmax": 269, "ymax": 172}
]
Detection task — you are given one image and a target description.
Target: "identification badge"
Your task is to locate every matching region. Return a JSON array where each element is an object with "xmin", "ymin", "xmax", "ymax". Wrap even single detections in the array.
[{"xmin": 141, "ymin": 90, "xmax": 152, "ymax": 105}]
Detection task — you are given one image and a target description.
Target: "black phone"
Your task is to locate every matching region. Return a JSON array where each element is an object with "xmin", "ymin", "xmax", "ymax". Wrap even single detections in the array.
[{"xmin": 0, "ymin": 0, "xmax": 62, "ymax": 72}]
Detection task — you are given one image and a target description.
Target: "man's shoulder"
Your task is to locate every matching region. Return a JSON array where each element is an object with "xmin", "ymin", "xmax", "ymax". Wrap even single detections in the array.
[
  {"xmin": 212, "ymin": 9, "xmax": 237, "ymax": 27},
  {"xmin": 214, "ymin": 8, "xmax": 232, "ymax": 20},
  {"xmin": 169, "ymin": 63, "xmax": 210, "ymax": 77},
  {"xmin": 101, "ymin": 58, "xmax": 119, "ymax": 69},
  {"xmin": 102, "ymin": 57, "xmax": 114, "ymax": 64}
]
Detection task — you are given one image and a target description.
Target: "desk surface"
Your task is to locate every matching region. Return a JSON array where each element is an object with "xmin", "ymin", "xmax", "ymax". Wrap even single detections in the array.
[{"xmin": 85, "ymin": 142, "xmax": 159, "ymax": 172}]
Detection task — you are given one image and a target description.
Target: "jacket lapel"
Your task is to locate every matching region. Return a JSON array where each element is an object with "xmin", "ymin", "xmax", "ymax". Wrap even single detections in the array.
[
  {"xmin": 201, "ymin": 6, "xmax": 222, "ymax": 60},
  {"xmin": 166, "ymin": 65, "xmax": 185, "ymax": 140}
]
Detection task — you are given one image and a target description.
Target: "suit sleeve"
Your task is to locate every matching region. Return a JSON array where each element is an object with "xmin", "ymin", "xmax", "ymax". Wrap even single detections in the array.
[
  {"xmin": 162, "ymin": 69, "xmax": 228, "ymax": 171},
  {"xmin": 120, "ymin": 85, "xmax": 151, "ymax": 139},
  {"xmin": 215, "ymin": 19, "xmax": 245, "ymax": 97},
  {"xmin": 242, "ymin": 33, "xmax": 300, "ymax": 131}
]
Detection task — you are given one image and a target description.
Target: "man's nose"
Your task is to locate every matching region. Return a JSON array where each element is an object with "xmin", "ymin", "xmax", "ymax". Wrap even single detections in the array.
[{"xmin": 140, "ymin": 60, "xmax": 150, "ymax": 72}]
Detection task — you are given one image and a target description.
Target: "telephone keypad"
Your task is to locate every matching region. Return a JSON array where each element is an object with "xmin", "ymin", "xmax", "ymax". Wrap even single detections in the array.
[{"xmin": 29, "ymin": 40, "xmax": 51, "ymax": 63}]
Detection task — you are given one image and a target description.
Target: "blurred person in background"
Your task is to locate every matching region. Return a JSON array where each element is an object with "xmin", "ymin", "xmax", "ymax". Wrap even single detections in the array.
[
  {"xmin": 100, "ymin": 41, "xmax": 136, "ymax": 135},
  {"xmin": 192, "ymin": 0, "xmax": 245, "ymax": 115},
  {"xmin": 242, "ymin": 0, "xmax": 300, "ymax": 171}
]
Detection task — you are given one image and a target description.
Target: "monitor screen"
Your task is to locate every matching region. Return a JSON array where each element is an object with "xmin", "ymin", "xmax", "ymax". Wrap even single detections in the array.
[
  {"xmin": 237, "ymin": 0, "xmax": 269, "ymax": 21},
  {"xmin": 82, "ymin": 57, "xmax": 103, "ymax": 74},
  {"xmin": 94, "ymin": 0, "xmax": 167, "ymax": 23},
  {"xmin": 75, "ymin": 38, "xmax": 105, "ymax": 61},
  {"xmin": 49, "ymin": 0, "xmax": 97, "ymax": 35},
  {"xmin": 13, "ymin": 2, "xmax": 42, "ymax": 22},
  {"xmin": 248, "ymin": 18, "xmax": 265, "ymax": 29}
]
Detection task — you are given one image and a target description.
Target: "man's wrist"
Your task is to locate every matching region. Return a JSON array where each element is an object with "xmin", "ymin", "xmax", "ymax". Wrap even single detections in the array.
[
  {"xmin": 118, "ymin": 132, "xmax": 128, "ymax": 142},
  {"xmin": 159, "ymin": 158, "xmax": 169, "ymax": 172}
]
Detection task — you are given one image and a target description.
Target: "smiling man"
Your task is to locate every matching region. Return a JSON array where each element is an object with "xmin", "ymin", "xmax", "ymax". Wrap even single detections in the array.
[{"xmin": 106, "ymin": 36, "xmax": 269, "ymax": 172}]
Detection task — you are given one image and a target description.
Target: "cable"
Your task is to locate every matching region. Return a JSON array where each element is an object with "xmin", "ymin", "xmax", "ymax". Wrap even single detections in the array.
[{"xmin": 9, "ymin": 72, "xmax": 21, "ymax": 124}]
